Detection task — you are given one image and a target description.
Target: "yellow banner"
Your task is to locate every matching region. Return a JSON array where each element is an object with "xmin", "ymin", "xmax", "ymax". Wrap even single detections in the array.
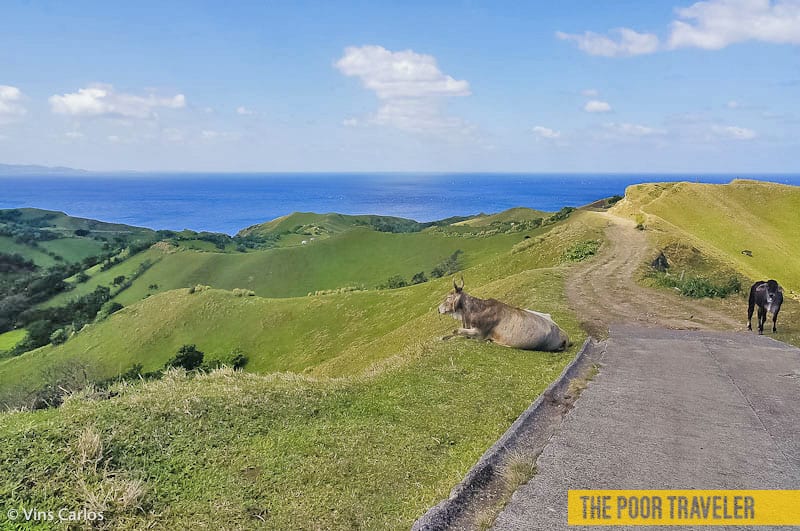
[{"xmin": 568, "ymin": 490, "xmax": 800, "ymax": 526}]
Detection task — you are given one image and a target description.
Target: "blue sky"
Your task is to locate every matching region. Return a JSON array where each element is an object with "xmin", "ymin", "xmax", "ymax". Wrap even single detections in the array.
[{"xmin": 1, "ymin": 0, "xmax": 799, "ymax": 172}]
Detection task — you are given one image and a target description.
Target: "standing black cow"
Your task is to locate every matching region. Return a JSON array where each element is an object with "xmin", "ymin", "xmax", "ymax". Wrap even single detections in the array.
[{"xmin": 747, "ymin": 280, "xmax": 784, "ymax": 334}]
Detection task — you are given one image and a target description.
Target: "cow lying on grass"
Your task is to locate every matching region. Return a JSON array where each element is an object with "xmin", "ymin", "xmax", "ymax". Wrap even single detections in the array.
[{"xmin": 438, "ymin": 279, "xmax": 570, "ymax": 352}]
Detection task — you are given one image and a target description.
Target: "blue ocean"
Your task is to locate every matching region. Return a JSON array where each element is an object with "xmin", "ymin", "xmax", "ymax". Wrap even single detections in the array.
[{"xmin": 1, "ymin": 173, "xmax": 799, "ymax": 235}]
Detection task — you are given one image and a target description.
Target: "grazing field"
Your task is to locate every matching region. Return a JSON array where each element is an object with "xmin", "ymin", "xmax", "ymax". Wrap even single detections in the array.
[
  {"xmin": 0, "ymin": 208, "xmax": 607, "ymax": 529},
  {"xmin": 0, "ymin": 329, "xmax": 26, "ymax": 354},
  {"xmin": 0, "ymin": 236, "xmax": 58, "ymax": 268},
  {"xmin": 614, "ymin": 180, "xmax": 800, "ymax": 291}
]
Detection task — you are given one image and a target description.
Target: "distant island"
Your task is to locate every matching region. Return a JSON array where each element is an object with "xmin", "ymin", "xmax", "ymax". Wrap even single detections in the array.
[{"xmin": 0, "ymin": 163, "xmax": 89, "ymax": 176}]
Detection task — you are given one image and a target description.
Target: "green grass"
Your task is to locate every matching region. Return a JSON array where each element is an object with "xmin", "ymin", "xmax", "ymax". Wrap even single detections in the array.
[
  {"xmin": 0, "ymin": 344, "xmax": 570, "ymax": 529},
  {"xmin": 0, "ymin": 209, "xmax": 607, "ymax": 529},
  {"xmin": 616, "ymin": 180, "xmax": 800, "ymax": 292},
  {"xmin": 0, "ymin": 330, "xmax": 26, "ymax": 354},
  {"xmin": 39, "ymin": 237, "xmax": 105, "ymax": 263},
  {"xmin": 647, "ymin": 271, "xmax": 742, "ymax": 298},
  {"xmin": 41, "ymin": 248, "xmax": 166, "ymax": 308},
  {"xmin": 0, "ymin": 214, "xmax": 601, "ymax": 402},
  {"xmin": 112, "ymin": 228, "xmax": 522, "ymax": 304},
  {"xmin": 0, "ymin": 236, "xmax": 57, "ymax": 268},
  {"xmin": 454, "ymin": 207, "xmax": 550, "ymax": 227}
]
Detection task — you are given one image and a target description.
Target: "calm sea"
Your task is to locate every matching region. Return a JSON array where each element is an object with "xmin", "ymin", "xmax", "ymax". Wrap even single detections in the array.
[{"xmin": 1, "ymin": 173, "xmax": 799, "ymax": 235}]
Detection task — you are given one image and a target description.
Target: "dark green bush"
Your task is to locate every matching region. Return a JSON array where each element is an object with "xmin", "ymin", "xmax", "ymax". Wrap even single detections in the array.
[{"xmin": 166, "ymin": 344, "xmax": 205, "ymax": 370}]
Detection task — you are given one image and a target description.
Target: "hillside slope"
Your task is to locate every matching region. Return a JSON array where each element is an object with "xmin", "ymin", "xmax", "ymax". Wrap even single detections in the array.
[
  {"xmin": 0, "ymin": 211, "xmax": 605, "ymax": 529},
  {"xmin": 613, "ymin": 180, "xmax": 800, "ymax": 292}
]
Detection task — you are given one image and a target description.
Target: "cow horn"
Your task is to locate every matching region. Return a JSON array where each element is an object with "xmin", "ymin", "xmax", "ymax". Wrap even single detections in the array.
[
  {"xmin": 458, "ymin": 276, "xmax": 465, "ymax": 289},
  {"xmin": 453, "ymin": 278, "xmax": 459, "ymax": 290}
]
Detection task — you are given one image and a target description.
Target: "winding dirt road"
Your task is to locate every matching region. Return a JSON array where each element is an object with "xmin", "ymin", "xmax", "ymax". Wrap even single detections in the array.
[{"xmin": 566, "ymin": 211, "xmax": 743, "ymax": 336}]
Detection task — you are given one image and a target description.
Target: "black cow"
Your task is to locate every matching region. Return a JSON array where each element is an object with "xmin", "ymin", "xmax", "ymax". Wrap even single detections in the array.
[{"xmin": 747, "ymin": 279, "xmax": 783, "ymax": 334}]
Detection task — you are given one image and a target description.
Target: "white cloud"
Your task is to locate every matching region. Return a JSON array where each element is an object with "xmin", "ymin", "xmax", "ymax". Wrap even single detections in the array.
[
  {"xmin": 556, "ymin": 28, "xmax": 660, "ymax": 57},
  {"xmin": 65, "ymin": 131, "xmax": 84, "ymax": 140},
  {"xmin": 49, "ymin": 84, "xmax": 186, "ymax": 118},
  {"xmin": 669, "ymin": 0, "xmax": 800, "ymax": 50},
  {"xmin": 0, "ymin": 85, "xmax": 26, "ymax": 123},
  {"xmin": 712, "ymin": 124, "xmax": 757, "ymax": 139},
  {"xmin": 108, "ymin": 135, "xmax": 121, "ymax": 143},
  {"xmin": 559, "ymin": 0, "xmax": 800, "ymax": 57},
  {"xmin": 584, "ymin": 100, "xmax": 612, "ymax": 113},
  {"xmin": 726, "ymin": 100, "xmax": 741, "ymax": 109},
  {"xmin": 532, "ymin": 125, "xmax": 562, "ymax": 139},
  {"xmin": 604, "ymin": 122, "xmax": 666, "ymax": 136},
  {"xmin": 581, "ymin": 88, "xmax": 599, "ymax": 97},
  {"xmin": 335, "ymin": 45, "xmax": 471, "ymax": 133},
  {"xmin": 236, "ymin": 106, "xmax": 253, "ymax": 116}
]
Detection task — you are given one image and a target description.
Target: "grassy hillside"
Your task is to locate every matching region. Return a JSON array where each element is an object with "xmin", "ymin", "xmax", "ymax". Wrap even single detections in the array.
[
  {"xmin": 0, "ymin": 208, "xmax": 155, "ymax": 268},
  {"xmin": 0, "ymin": 212, "xmax": 602, "ymax": 404},
  {"xmin": 0, "ymin": 330, "xmax": 26, "ymax": 354},
  {"xmin": 453, "ymin": 207, "xmax": 550, "ymax": 227},
  {"xmin": 614, "ymin": 180, "xmax": 800, "ymax": 292},
  {"xmin": 43, "ymin": 228, "xmax": 521, "ymax": 308},
  {"xmin": 0, "ymin": 209, "xmax": 604, "ymax": 529}
]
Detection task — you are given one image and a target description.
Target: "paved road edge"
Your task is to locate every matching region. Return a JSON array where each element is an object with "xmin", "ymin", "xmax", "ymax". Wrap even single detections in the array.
[{"xmin": 412, "ymin": 337, "xmax": 603, "ymax": 531}]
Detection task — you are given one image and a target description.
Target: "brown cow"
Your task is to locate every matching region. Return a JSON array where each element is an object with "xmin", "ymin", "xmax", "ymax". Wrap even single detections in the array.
[{"xmin": 438, "ymin": 279, "xmax": 570, "ymax": 352}]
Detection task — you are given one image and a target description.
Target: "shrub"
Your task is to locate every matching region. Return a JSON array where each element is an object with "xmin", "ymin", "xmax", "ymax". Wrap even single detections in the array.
[
  {"xmin": 411, "ymin": 271, "xmax": 428, "ymax": 285},
  {"xmin": 563, "ymin": 240, "xmax": 601, "ymax": 262},
  {"xmin": 431, "ymin": 250, "xmax": 463, "ymax": 278},
  {"xmin": 379, "ymin": 275, "xmax": 408, "ymax": 290},
  {"xmin": 203, "ymin": 348, "xmax": 248, "ymax": 370},
  {"xmin": 649, "ymin": 271, "xmax": 741, "ymax": 298},
  {"xmin": 165, "ymin": 344, "xmax": 204, "ymax": 370},
  {"xmin": 50, "ymin": 327, "xmax": 69, "ymax": 345}
]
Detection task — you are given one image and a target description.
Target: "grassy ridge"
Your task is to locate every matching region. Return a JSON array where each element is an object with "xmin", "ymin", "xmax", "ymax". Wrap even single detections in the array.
[
  {"xmin": 46, "ymin": 229, "xmax": 521, "ymax": 308},
  {"xmin": 0, "ymin": 213, "xmax": 602, "ymax": 403},
  {"xmin": 0, "ymin": 206, "xmax": 606, "ymax": 529},
  {"xmin": 615, "ymin": 180, "xmax": 800, "ymax": 292},
  {"xmin": 0, "ymin": 211, "xmax": 604, "ymax": 529}
]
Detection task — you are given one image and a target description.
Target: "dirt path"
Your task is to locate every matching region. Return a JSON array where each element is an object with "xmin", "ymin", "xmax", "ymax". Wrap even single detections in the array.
[{"xmin": 566, "ymin": 211, "xmax": 742, "ymax": 336}]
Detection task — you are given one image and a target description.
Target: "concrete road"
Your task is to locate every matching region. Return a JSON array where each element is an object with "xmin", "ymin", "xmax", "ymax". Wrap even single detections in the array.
[{"xmin": 493, "ymin": 325, "xmax": 800, "ymax": 530}]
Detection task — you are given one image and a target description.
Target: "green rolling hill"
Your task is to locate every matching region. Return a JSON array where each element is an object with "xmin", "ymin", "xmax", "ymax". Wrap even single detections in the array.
[
  {"xmin": 0, "ymin": 206, "xmax": 604, "ymax": 528},
  {"xmin": 614, "ymin": 180, "xmax": 800, "ymax": 292}
]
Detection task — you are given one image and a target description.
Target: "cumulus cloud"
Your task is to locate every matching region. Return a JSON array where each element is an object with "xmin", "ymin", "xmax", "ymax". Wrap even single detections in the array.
[
  {"xmin": 558, "ymin": 0, "xmax": 800, "ymax": 57},
  {"xmin": 236, "ymin": 106, "xmax": 254, "ymax": 116},
  {"xmin": 669, "ymin": 0, "xmax": 800, "ymax": 49},
  {"xmin": 0, "ymin": 85, "xmax": 26, "ymax": 123},
  {"xmin": 712, "ymin": 124, "xmax": 757, "ymax": 139},
  {"xmin": 532, "ymin": 125, "xmax": 561, "ymax": 139},
  {"xmin": 584, "ymin": 100, "xmax": 612, "ymax": 113},
  {"xmin": 49, "ymin": 84, "xmax": 185, "ymax": 118},
  {"xmin": 556, "ymin": 28, "xmax": 660, "ymax": 57},
  {"xmin": 335, "ymin": 45, "xmax": 471, "ymax": 133}
]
